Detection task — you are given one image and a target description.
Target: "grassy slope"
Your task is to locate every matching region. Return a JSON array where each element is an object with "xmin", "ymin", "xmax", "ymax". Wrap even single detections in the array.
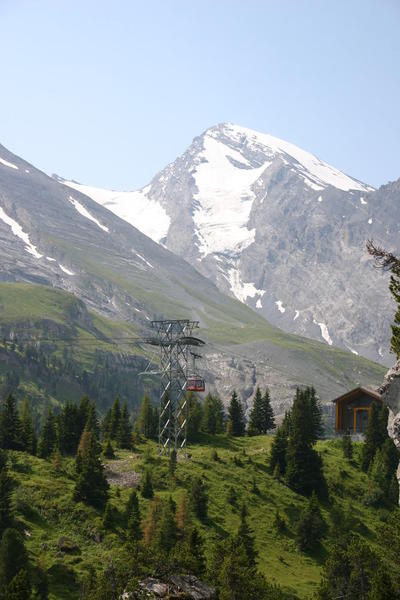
[
  {"xmin": 0, "ymin": 282, "xmax": 386, "ymax": 396},
  {"xmin": 10, "ymin": 435, "xmax": 395, "ymax": 600},
  {"xmin": 0, "ymin": 283, "xmax": 151, "ymax": 412}
]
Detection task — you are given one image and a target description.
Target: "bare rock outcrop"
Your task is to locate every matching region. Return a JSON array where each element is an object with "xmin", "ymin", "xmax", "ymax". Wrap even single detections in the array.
[{"xmin": 381, "ymin": 359, "xmax": 400, "ymax": 503}]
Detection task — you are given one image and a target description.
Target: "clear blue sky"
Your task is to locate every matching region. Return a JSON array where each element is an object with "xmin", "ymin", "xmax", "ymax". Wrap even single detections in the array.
[{"xmin": 0, "ymin": 0, "xmax": 399, "ymax": 190}]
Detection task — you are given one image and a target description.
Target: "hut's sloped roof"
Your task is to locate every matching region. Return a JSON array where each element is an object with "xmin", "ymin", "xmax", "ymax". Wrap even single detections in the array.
[{"xmin": 332, "ymin": 386, "xmax": 382, "ymax": 404}]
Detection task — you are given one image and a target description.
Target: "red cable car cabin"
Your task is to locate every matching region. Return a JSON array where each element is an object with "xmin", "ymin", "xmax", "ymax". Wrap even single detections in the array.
[{"xmin": 186, "ymin": 376, "xmax": 205, "ymax": 392}]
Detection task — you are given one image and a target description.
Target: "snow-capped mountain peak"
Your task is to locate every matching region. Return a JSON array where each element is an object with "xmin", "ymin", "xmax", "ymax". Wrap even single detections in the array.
[
  {"xmin": 208, "ymin": 123, "xmax": 374, "ymax": 193},
  {"xmin": 56, "ymin": 123, "xmax": 397, "ymax": 364}
]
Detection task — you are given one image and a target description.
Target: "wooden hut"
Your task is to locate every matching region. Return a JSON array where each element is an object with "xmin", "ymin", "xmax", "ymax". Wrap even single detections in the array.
[{"xmin": 333, "ymin": 387, "xmax": 382, "ymax": 434}]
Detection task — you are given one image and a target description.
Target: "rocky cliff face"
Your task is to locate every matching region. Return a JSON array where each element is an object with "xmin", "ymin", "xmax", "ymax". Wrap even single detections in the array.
[{"xmin": 382, "ymin": 359, "xmax": 400, "ymax": 503}]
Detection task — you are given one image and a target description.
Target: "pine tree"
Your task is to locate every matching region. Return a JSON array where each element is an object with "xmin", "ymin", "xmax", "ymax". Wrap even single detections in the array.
[
  {"xmin": 366, "ymin": 242, "xmax": 400, "ymax": 358},
  {"xmin": 237, "ymin": 504, "xmax": 256, "ymax": 567},
  {"xmin": 143, "ymin": 496, "xmax": 163, "ymax": 546},
  {"xmin": 156, "ymin": 497, "xmax": 177, "ymax": 553},
  {"xmin": 141, "ymin": 469, "xmax": 154, "ymax": 499},
  {"xmin": 217, "ymin": 537, "xmax": 268, "ymax": 600},
  {"xmin": 390, "ymin": 259, "xmax": 400, "ymax": 357},
  {"xmin": 308, "ymin": 387, "xmax": 324, "ymax": 441},
  {"xmin": 73, "ymin": 429, "xmax": 109, "ymax": 509},
  {"xmin": 85, "ymin": 402, "xmax": 100, "ymax": 440},
  {"xmin": 109, "ymin": 397, "xmax": 121, "ymax": 440},
  {"xmin": 169, "ymin": 449, "xmax": 177, "ymax": 477},
  {"xmin": 186, "ymin": 527, "xmax": 205, "ymax": 575},
  {"xmin": 361, "ymin": 402, "xmax": 385, "ymax": 471},
  {"xmin": 126, "ymin": 491, "xmax": 141, "ymax": 543},
  {"xmin": 296, "ymin": 493, "xmax": 325, "ymax": 552},
  {"xmin": 201, "ymin": 394, "xmax": 225, "ymax": 434},
  {"xmin": 37, "ymin": 410, "xmax": 57, "ymax": 459},
  {"xmin": 187, "ymin": 393, "xmax": 203, "ymax": 441},
  {"xmin": 103, "ymin": 438, "xmax": 115, "ymax": 459},
  {"xmin": 317, "ymin": 535, "xmax": 384, "ymax": 600},
  {"xmin": 117, "ymin": 402, "xmax": 132, "ymax": 449},
  {"xmin": 0, "ymin": 451, "xmax": 14, "ymax": 537},
  {"xmin": 285, "ymin": 389, "xmax": 327, "ymax": 497},
  {"xmin": 0, "ymin": 528, "xmax": 31, "ymax": 596},
  {"xmin": 247, "ymin": 387, "xmax": 264, "ymax": 435},
  {"xmin": 136, "ymin": 396, "xmax": 154, "ymax": 439},
  {"xmin": 101, "ymin": 408, "xmax": 112, "ymax": 441},
  {"xmin": 125, "ymin": 489, "xmax": 138, "ymax": 520},
  {"xmin": 189, "ymin": 476, "xmax": 208, "ymax": 521},
  {"xmin": 228, "ymin": 391, "xmax": 245, "ymax": 437},
  {"xmin": 261, "ymin": 388, "xmax": 275, "ymax": 433},
  {"xmin": 342, "ymin": 433, "xmax": 353, "ymax": 460},
  {"xmin": 58, "ymin": 401, "xmax": 81, "ymax": 455},
  {"xmin": 0, "ymin": 393, "xmax": 23, "ymax": 450},
  {"xmin": 269, "ymin": 426, "xmax": 288, "ymax": 476},
  {"xmin": 102, "ymin": 501, "xmax": 114, "ymax": 529},
  {"xmin": 20, "ymin": 398, "xmax": 37, "ymax": 455},
  {"xmin": 175, "ymin": 491, "xmax": 192, "ymax": 535}
]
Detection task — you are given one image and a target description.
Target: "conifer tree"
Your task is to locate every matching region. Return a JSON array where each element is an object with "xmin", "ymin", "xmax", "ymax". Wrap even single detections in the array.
[
  {"xmin": 85, "ymin": 402, "xmax": 100, "ymax": 440},
  {"xmin": 390, "ymin": 257, "xmax": 400, "ymax": 358},
  {"xmin": 141, "ymin": 469, "xmax": 154, "ymax": 499},
  {"xmin": 187, "ymin": 393, "xmax": 203, "ymax": 441},
  {"xmin": 247, "ymin": 387, "xmax": 264, "ymax": 436},
  {"xmin": 6, "ymin": 568, "xmax": 31, "ymax": 599},
  {"xmin": 78, "ymin": 396, "xmax": 92, "ymax": 432},
  {"xmin": 261, "ymin": 388, "xmax": 275, "ymax": 433},
  {"xmin": 361, "ymin": 402, "xmax": 386, "ymax": 471},
  {"xmin": 0, "ymin": 450, "xmax": 14, "ymax": 537},
  {"xmin": 189, "ymin": 476, "xmax": 208, "ymax": 521},
  {"xmin": 125, "ymin": 489, "xmax": 138, "ymax": 520},
  {"xmin": 285, "ymin": 390, "xmax": 327, "ymax": 497},
  {"xmin": 58, "ymin": 401, "xmax": 80, "ymax": 455},
  {"xmin": 217, "ymin": 537, "xmax": 269, "ymax": 600},
  {"xmin": 237, "ymin": 504, "xmax": 256, "ymax": 567},
  {"xmin": 175, "ymin": 491, "xmax": 192, "ymax": 535},
  {"xmin": 20, "ymin": 398, "xmax": 37, "ymax": 455},
  {"xmin": 169, "ymin": 449, "xmax": 177, "ymax": 478},
  {"xmin": 156, "ymin": 497, "xmax": 177, "ymax": 553},
  {"xmin": 367, "ymin": 241, "xmax": 400, "ymax": 358},
  {"xmin": 143, "ymin": 497, "xmax": 163, "ymax": 546},
  {"xmin": 201, "ymin": 394, "xmax": 225, "ymax": 434},
  {"xmin": 186, "ymin": 527, "xmax": 205, "ymax": 575},
  {"xmin": 126, "ymin": 491, "xmax": 141, "ymax": 543},
  {"xmin": 228, "ymin": 391, "xmax": 245, "ymax": 437},
  {"xmin": 73, "ymin": 429, "xmax": 109, "ymax": 509},
  {"xmin": 296, "ymin": 493, "xmax": 325, "ymax": 552},
  {"xmin": 317, "ymin": 534, "xmax": 388, "ymax": 600},
  {"xmin": 103, "ymin": 438, "xmax": 115, "ymax": 459},
  {"xmin": 37, "ymin": 410, "xmax": 57, "ymax": 459},
  {"xmin": 136, "ymin": 396, "xmax": 154, "ymax": 439},
  {"xmin": 269, "ymin": 426, "xmax": 288, "ymax": 476},
  {"xmin": 308, "ymin": 387, "xmax": 324, "ymax": 441},
  {"xmin": 109, "ymin": 397, "xmax": 122, "ymax": 440},
  {"xmin": 0, "ymin": 393, "xmax": 23, "ymax": 450},
  {"xmin": 102, "ymin": 501, "xmax": 114, "ymax": 529},
  {"xmin": 117, "ymin": 402, "xmax": 132, "ymax": 449},
  {"xmin": 342, "ymin": 433, "xmax": 353, "ymax": 460},
  {"xmin": 0, "ymin": 528, "xmax": 31, "ymax": 597},
  {"xmin": 101, "ymin": 408, "xmax": 112, "ymax": 441}
]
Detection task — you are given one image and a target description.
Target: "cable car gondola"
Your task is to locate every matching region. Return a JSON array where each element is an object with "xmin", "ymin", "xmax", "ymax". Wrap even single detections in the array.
[{"xmin": 186, "ymin": 376, "xmax": 205, "ymax": 392}]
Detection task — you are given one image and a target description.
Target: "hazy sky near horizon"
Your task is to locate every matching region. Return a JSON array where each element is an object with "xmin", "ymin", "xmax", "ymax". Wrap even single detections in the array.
[{"xmin": 0, "ymin": 0, "xmax": 399, "ymax": 190}]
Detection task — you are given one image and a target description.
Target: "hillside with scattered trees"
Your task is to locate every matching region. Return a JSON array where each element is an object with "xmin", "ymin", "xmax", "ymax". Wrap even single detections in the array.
[{"xmin": 0, "ymin": 384, "xmax": 399, "ymax": 599}]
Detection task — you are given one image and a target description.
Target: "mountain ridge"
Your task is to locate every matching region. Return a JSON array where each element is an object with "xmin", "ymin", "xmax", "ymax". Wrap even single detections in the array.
[{"xmin": 59, "ymin": 123, "xmax": 399, "ymax": 364}]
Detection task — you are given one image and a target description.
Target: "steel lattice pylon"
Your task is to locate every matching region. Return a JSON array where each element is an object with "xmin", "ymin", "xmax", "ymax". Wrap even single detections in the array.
[{"xmin": 149, "ymin": 320, "xmax": 204, "ymax": 455}]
